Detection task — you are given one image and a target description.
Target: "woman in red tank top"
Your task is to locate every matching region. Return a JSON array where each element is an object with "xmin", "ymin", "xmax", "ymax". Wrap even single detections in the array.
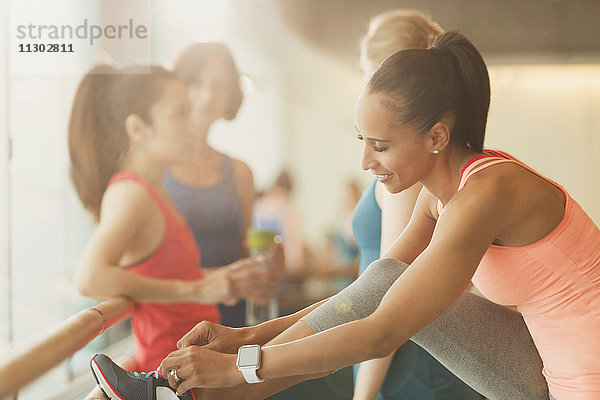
[{"xmin": 68, "ymin": 65, "xmax": 273, "ymax": 378}]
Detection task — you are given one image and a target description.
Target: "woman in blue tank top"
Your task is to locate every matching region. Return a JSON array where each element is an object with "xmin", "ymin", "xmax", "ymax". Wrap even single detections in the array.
[
  {"xmin": 351, "ymin": 10, "xmax": 481, "ymax": 400},
  {"xmin": 163, "ymin": 42, "xmax": 259, "ymax": 327}
]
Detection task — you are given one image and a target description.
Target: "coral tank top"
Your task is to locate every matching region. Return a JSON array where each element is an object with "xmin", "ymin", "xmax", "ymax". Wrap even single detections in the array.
[{"xmin": 438, "ymin": 150, "xmax": 600, "ymax": 399}]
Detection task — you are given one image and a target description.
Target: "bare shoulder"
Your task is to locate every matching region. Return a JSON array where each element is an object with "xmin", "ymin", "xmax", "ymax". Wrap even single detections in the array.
[
  {"xmin": 459, "ymin": 162, "xmax": 530, "ymax": 206},
  {"xmin": 455, "ymin": 165, "xmax": 518, "ymax": 209},
  {"xmin": 455, "ymin": 161, "xmax": 565, "ymax": 245},
  {"xmin": 230, "ymin": 158, "xmax": 255, "ymax": 232},
  {"xmin": 444, "ymin": 163, "xmax": 525, "ymax": 234},
  {"xmin": 231, "ymin": 158, "xmax": 253, "ymax": 181},
  {"xmin": 231, "ymin": 158, "xmax": 254, "ymax": 195},
  {"xmin": 100, "ymin": 180, "xmax": 155, "ymax": 227}
]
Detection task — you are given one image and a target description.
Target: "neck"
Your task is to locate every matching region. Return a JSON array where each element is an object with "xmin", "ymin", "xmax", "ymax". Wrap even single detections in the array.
[
  {"xmin": 120, "ymin": 150, "xmax": 167, "ymax": 186},
  {"xmin": 179, "ymin": 122, "xmax": 217, "ymax": 165},
  {"xmin": 421, "ymin": 146, "xmax": 482, "ymax": 205}
]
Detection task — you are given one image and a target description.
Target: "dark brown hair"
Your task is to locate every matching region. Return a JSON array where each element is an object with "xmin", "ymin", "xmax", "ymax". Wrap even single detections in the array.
[
  {"xmin": 172, "ymin": 42, "xmax": 243, "ymax": 120},
  {"xmin": 68, "ymin": 64, "xmax": 176, "ymax": 220},
  {"xmin": 367, "ymin": 30, "xmax": 490, "ymax": 152}
]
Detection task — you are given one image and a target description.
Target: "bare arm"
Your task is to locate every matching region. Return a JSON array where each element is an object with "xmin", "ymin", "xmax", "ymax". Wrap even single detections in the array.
[
  {"xmin": 159, "ymin": 189, "xmax": 439, "ymax": 393},
  {"xmin": 353, "ymin": 354, "xmax": 395, "ymax": 400},
  {"xmin": 251, "ymin": 183, "xmax": 512, "ymax": 380},
  {"xmin": 191, "ymin": 321, "xmax": 327, "ymax": 400},
  {"xmin": 248, "ymin": 297, "xmax": 329, "ymax": 344},
  {"xmin": 74, "ymin": 181, "xmax": 232, "ymax": 304},
  {"xmin": 177, "ymin": 296, "xmax": 332, "ymax": 355},
  {"xmin": 182, "ymin": 302, "xmax": 332, "ymax": 399}
]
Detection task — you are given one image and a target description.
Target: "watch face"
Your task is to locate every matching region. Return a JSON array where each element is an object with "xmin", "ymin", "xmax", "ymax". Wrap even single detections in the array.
[{"xmin": 237, "ymin": 345, "xmax": 260, "ymax": 367}]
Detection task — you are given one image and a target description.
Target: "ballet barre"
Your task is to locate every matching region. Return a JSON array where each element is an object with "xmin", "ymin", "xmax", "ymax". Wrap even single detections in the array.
[{"xmin": 0, "ymin": 297, "xmax": 133, "ymax": 399}]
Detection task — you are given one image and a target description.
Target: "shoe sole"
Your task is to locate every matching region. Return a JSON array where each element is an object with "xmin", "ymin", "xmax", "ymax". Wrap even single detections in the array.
[{"xmin": 90, "ymin": 357, "xmax": 127, "ymax": 400}]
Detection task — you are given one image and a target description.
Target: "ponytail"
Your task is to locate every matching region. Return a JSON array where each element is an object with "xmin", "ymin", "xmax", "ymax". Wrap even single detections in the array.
[
  {"xmin": 432, "ymin": 31, "xmax": 489, "ymax": 152},
  {"xmin": 367, "ymin": 30, "xmax": 490, "ymax": 152},
  {"xmin": 68, "ymin": 64, "xmax": 120, "ymax": 220},
  {"xmin": 68, "ymin": 64, "xmax": 176, "ymax": 220}
]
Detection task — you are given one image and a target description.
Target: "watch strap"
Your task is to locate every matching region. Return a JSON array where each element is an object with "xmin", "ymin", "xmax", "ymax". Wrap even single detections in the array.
[{"xmin": 240, "ymin": 367, "xmax": 264, "ymax": 383}]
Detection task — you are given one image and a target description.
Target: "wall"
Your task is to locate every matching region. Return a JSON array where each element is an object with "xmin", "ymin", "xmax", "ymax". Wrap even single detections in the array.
[{"xmin": 486, "ymin": 64, "xmax": 600, "ymax": 224}]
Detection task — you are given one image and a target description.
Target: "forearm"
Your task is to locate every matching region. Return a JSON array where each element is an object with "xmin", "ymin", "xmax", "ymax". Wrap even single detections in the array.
[
  {"xmin": 245, "ymin": 297, "xmax": 330, "ymax": 345},
  {"xmin": 353, "ymin": 353, "xmax": 395, "ymax": 400},
  {"xmin": 254, "ymin": 258, "xmax": 408, "ymax": 379},
  {"xmin": 261, "ymin": 316, "xmax": 392, "ymax": 379},
  {"xmin": 76, "ymin": 264, "xmax": 192, "ymax": 303},
  {"xmin": 192, "ymin": 373, "xmax": 327, "ymax": 400},
  {"xmin": 194, "ymin": 299, "xmax": 329, "ymax": 398}
]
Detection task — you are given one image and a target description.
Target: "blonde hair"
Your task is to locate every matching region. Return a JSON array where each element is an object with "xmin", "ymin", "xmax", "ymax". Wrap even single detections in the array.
[{"xmin": 359, "ymin": 9, "xmax": 443, "ymax": 74}]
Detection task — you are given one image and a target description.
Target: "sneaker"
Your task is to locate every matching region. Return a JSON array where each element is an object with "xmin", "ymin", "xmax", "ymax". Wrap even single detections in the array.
[{"xmin": 90, "ymin": 353, "xmax": 195, "ymax": 400}]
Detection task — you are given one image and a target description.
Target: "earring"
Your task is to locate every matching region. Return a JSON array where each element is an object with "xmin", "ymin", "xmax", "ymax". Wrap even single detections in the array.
[{"xmin": 433, "ymin": 149, "xmax": 439, "ymax": 155}]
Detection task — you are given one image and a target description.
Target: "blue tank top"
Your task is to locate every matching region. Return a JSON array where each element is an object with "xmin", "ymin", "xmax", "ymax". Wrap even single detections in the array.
[
  {"xmin": 352, "ymin": 179, "xmax": 382, "ymax": 275},
  {"xmin": 162, "ymin": 155, "xmax": 247, "ymax": 327},
  {"xmin": 350, "ymin": 179, "xmax": 480, "ymax": 400}
]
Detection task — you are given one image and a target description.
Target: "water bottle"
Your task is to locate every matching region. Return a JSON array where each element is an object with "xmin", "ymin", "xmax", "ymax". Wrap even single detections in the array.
[{"xmin": 245, "ymin": 229, "xmax": 277, "ymax": 326}]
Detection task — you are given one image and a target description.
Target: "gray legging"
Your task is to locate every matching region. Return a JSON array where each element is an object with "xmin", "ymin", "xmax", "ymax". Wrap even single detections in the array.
[{"xmin": 300, "ymin": 258, "xmax": 554, "ymax": 400}]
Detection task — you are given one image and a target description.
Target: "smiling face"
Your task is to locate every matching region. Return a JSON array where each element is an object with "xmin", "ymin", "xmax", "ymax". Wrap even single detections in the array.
[
  {"xmin": 188, "ymin": 57, "xmax": 235, "ymax": 126},
  {"xmin": 354, "ymin": 90, "xmax": 434, "ymax": 194}
]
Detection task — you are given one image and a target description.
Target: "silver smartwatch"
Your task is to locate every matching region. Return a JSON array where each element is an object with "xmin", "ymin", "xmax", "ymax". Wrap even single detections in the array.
[{"xmin": 236, "ymin": 344, "xmax": 264, "ymax": 383}]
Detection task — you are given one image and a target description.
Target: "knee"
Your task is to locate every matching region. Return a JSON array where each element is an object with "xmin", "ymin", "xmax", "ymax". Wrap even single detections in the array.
[{"xmin": 362, "ymin": 257, "xmax": 409, "ymax": 280}]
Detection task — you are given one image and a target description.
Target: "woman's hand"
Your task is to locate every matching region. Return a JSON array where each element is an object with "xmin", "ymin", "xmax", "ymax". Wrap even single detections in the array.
[
  {"xmin": 226, "ymin": 256, "xmax": 278, "ymax": 305},
  {"xmin": 158, "ymin": 346, "xmax": 242, "ymax": 394},
  {"xmin": 177, "ymin": 320, "xmax": 252, "ymax": 354},
  {"xmin": 190, "ymin": 268, "xmax": 238, "ymax": 305},
  {"xmin": 267, "ymin": 240, "xmax": 285, "ymax": 273}
]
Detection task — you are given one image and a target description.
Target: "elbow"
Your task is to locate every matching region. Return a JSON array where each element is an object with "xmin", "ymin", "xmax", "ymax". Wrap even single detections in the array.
[
  {"xmin": 366, "ymin": 320, "xmax": 397, "ymax": 359},
  {"xmin": 368, "ymin": 337, "xmax": 394, "ymax": 359},
  {"xmin": 74, "ymin": 269, "xmax": 101, "ymax": 298},
  {"xmin": 74, "ymin": 275, "xmax": 93, "ymax": 297}
]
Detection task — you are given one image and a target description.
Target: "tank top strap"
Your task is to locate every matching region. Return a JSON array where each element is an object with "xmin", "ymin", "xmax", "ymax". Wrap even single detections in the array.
[
  {"xmin": 438, "ymin": 150, "xmax": 568, "ymax": 215},
  {"xmin": 108, "ymin": 171, "xmax": 174, "ymax": 221},
  {"xmin": 461, "ymin": 149, "xmax": 567, "ymax": 197},
  {"xmin": 438, "ymin": 153, "xmax": 502, "ymax": 214},
  {"xmin": 458, "ymin": 158, "xmax": 514, "ymax": 190}
]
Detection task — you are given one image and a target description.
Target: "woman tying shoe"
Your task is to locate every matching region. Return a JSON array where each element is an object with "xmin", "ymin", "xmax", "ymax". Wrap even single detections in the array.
[{"xmin": 152, "ymin": 31, "xmax": 599, "ymax": 400}]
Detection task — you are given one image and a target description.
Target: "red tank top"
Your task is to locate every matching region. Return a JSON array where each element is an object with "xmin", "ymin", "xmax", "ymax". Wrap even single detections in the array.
[
  {"xmin": 438, "ymin": 150, "xmax": 600, "ymax": 399},
  {"xmin": 108, "ymin": 172, "xmax": 220, "ymax": 372}
]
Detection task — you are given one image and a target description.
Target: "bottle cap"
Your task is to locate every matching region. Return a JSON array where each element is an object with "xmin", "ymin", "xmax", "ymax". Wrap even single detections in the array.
[{"xmin": 246, "ymin": 229, "xmax": 276, "ymax": 251}]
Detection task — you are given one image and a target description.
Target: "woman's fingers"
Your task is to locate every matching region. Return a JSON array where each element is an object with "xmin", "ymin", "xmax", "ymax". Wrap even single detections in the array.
[
  {"xmin": 177, "ymin": 321, "xmax": 214, "ymax": 349},
  {"xmin": 160, "ymin": 347, "xmax": 238, "ymax": 393},
  {"xmin": 158, "ymin": 349, "xmax": 186, "ymax": 375},
  {"xmin": 166, "ymin": 363, "xmax": 197, "ymax": 392},
  {"xmin": 166, "ymin": 368, "xmax": 182, "ymax": 390},
  {"xmin": 268, "ymin": 241, "xmax": 286, "ymax": 272}
]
